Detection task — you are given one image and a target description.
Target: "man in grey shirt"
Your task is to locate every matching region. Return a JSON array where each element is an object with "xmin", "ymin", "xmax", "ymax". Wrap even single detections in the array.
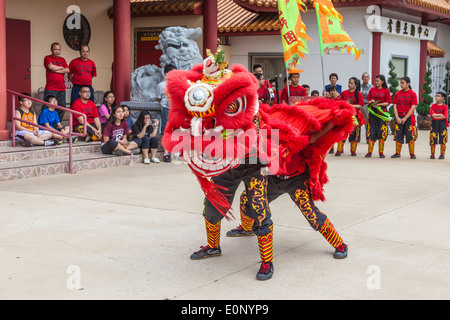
[
  {"xmin": 361, "ymin": 72, "xmax": 374, "ymax": 143},
  {"xmin": 156, "ymin": 64, "xmax": 177, "ymax": 162}
]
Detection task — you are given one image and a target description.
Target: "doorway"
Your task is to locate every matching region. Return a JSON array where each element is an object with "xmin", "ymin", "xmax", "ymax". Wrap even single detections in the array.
[{"xmin": 6, "ymin": 18, "xmax": 31, "ymax": 121}]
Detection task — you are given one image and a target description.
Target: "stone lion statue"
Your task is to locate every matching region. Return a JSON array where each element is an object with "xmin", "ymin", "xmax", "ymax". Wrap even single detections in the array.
[{"xmin": 130, "ymin": 26, "xmax": 203, "ymax": 102}]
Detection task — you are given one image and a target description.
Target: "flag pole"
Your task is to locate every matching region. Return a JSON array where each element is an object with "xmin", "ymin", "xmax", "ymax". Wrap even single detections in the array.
[
  {"xmin": 315, "ymin": 3, "xmax": 327, "ymax": 96},
  {"xmin": 286, "ymin": 68, "xmax": 290, "ymax": 104}
]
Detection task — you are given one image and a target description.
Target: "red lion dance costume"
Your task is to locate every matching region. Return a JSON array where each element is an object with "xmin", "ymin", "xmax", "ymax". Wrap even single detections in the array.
[{"xmin": 162, "ymin": 50, "xmax": 355, "ymax": 280}]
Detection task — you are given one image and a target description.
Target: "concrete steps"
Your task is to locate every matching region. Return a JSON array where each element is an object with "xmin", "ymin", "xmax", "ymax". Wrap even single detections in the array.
[{"xmin": 0, "ymin": 139, "xmax": 162, "ymax": 182}]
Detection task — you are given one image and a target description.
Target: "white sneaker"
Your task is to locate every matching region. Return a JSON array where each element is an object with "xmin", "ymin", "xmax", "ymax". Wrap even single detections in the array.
[
  {"xmin": 144, "ymin": 158, "xmax": 151, "ymax": 164},
  {"xmin": 151, "ymin": 157, "xmax": 160, "ymax": 163}
]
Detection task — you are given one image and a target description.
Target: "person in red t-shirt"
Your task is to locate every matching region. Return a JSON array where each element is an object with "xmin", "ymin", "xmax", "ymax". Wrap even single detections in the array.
[
  {"xmin": 253, "ymin": 64, "xmax": 271, "ymax": 89},
  {"xmin": 429, "ymin": 91, "xmax": 448, "ymax": 159},
  {"xmin": 255, "ymin": 73, "xmax": 271, "ymax": 105},
  {"xmin": 391, "ymin": 77, "xmax": 418, "ymax": 159},
  {"xmin": 72, "ymin": 85, "xmax": 102, "ymax": 142},
  {"xmin": 336, "ymin": 77, "xmax": 366, "ymax": 156},
  {"xmin": 44, "ymin": 42, "xmax": 70, "ymax": 121},
  {"xmin": 365, "ymin": 74, "xmax": 392, "ymax": 158},
  {"xmin": 69, "ymin": 45, "xmax": 97, "ymax": 106},
  {"xmin": 280, "ymin": 72, "xmax": 307, "ymax": 105}
]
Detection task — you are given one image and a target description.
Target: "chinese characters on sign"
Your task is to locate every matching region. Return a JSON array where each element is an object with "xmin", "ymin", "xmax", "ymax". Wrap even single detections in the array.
[
  {"xmin": 386, "ymin": 18, "xmax": 430, "ymax": 38},
  {"xmin": 369, "ymin": 16, "xmax": 436, "ymax": 41}
]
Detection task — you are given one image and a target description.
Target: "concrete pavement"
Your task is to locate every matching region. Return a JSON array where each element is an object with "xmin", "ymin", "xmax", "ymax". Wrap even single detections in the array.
[{"xmin": 0, "ymin": 133, "xmax": 449, "ymax": 300}]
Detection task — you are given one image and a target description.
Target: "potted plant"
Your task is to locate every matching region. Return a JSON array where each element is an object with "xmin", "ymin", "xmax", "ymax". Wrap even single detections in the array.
[
  {"xmin": 443, "ymin": 61, "xmax": 450, "ymax": 121},
  {"xmin": 416, "ymin": 61, "xmax": 433, "ymax": 130},
  {"xmin": 387, "ymin": 60, "xmax": 399, "ymax": 134},
  {"xmin": 443, "ymin": 62, "xmax": 450, "ymax": 104}
]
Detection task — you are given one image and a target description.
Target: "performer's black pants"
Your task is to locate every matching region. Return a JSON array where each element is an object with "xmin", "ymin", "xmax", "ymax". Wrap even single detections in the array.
[
  {"xmin": 430, "ymin": 120, "xmax": 448, "ymax": 145},
  {"xmin": 367, "ymin": 112, "xmax": 388, "ymax": 142},
  {"xmin": 394, "ymin": 117, "xmax": 417, "ymax": 144},
  {"xmin": 203, "ymin": 164, "xmax": 273, "ymax": 237},
  {"xmin": 241, "ymin": 170, "xmax": 328, "ymax": 232}
]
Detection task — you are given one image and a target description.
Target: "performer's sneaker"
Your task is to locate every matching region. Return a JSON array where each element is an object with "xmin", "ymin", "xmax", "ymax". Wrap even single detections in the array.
[
  {"xmin": 351, "ymin": 152, "xmax": 357, "ymax": 157},
  {"xmin": 190, "ymin": 246, "xmax": 221, "ymax": 260},
  {"xmin": 334, "ymin": 243, "xmax": 348, "ymax": 259},
  {"xmin": 328, "ymin": 148, "xmax": 334, "ymax": 154},
  {"xmin": 365, "ymin": 152, "xmax": 372, "ymax": 158},
  {"xmin": 410, "ymin": 154, "xmax": 416, "ymax": 159},
  {"xmin": 256, "ymin": 262, "xmax": 274, "ymax": 281},
  {"xmin": 439, "ymin": 155, "xmax": 445, "ymax": 160},
  {"xmin": 430, "ymin": 154, "xmax": 435, "ymax": 159},
  {"xmin": 391, "ymin": 153, "xmax": 401, "ymax": 158},
  {"xmin": 335, "ymin": 151, "xmax": 342, "ymax": 157},
  {"xmin": 379, "ymin": 153, "xmax": 385, "ymax": 158},
  {"xmin": 226, "ymin": 225, "xmax": 255, "ymax": 237}
]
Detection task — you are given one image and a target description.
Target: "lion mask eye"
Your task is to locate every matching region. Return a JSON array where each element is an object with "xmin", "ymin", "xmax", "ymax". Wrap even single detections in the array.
[{"xmin": 224, "ymin": 97, "xmax": 246, "ymax": 116}]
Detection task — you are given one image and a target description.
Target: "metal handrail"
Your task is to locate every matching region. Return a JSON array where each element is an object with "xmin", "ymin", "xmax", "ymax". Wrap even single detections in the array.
[{"xmin": 7, "ymin": 89, "xmax": 89, "ymax": 174}]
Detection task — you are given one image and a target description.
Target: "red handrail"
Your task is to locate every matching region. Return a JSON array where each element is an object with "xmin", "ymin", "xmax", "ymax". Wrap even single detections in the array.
[{"xmin": 7, "ymin": 89, "xmax": 88, "ymax": 174}]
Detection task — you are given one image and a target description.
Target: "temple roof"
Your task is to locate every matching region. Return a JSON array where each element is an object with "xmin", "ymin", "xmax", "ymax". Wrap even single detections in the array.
[
  {"xmin": 108, "ymin": 0, "xmax": 450, "ymax": 32},
  {"xmin": 428, "ymin": 40, "xmax": 446, "ymax": 57}
]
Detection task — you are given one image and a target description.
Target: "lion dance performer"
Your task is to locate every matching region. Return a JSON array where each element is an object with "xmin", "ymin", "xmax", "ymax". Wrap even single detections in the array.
[{"xmin": 162, "ymin": 50, "xmax": 355, "ymax": 280}]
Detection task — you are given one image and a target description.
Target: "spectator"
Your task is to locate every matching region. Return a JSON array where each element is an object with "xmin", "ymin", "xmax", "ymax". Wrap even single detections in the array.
[
  {"xmin": 71, "ymin": 85, "xmax": 102, "ymax": 142},
  {"xmin": 324, "ymin": 73, "xmax": 342, "ymax": 97},
  {"xmin": 131, "ymin": 111, "xmax": 161, "ymax": 164},
  {"xmin": 157, "ymin": 64, "xmax": 177, "ymax": 162},
  {"xmin": 255, "ymin": 73, "xmax": 271, "ymax": 105},
  {"xmin": 122, "ymin": 105, "xmax": 134, "ymax": 136},
  {"xmin": 43, "ymin": 42, "xmax": 69, "ymax": 121},
  {"xmin": 361, "ymin": 72, "xmax": 373, "ymax": 143},
  {"xmin": 391, "ymin": 76, "xmax": 418, "ymax": 159},
  {"xmin": 280, "ymin": 72, "xmax": 307, "ymax": 105},
  {"xmin": 366, "ymin": 74, "xmax": 392, "ymax": 158},
  {"xmin": 269, "ymin": 79, "xmax": 280, "ymax": 104},
  {"xmin": 14, "ymin": 93, "xmax": 56, "ymax": 147},
  {"xmin": 283, "ymin": 76, "xmax": 291, "ymax": 88},
  {"xmin": 98, "ymin": 91, "xmax": 116, "ymax": 127},
  {"xmin": 361, "ymin": 72, "xmax": 374, "ymax": 104},
  {"xmin": 328, "ymin": 85, "xmax": 341, "ymax": 100},
  {"xmin": 337, "ymin": 77, "xmax": 365, "ymax": 156},
  {"xmin": 101, "ymin": 105, "xmax": 140, "ymax": 156},
  {"xmin": 311, "ymin": 90, "xmax": 320, "ymax": 97},
  {"xmin": 327, "ymin": 85, "xmax": 341, "ymax": 154},
  {"xmin": 38, "ymin": 95, "xmax": 73, "ymax": 143},
  {"xmin": 302, "ymin": 84, "xmax": 310, "ymax": 96},
  {"xmin": 429, "ymin": 91, "xmax": 448, "ymax": 160},
  {"xmin": 69, "ymin": 45, "xmax": 97, "ymax": 106},
  {"xmin": 157, "ymin": 64, "xmax": 176, "ymax": 135},
  {"xmin": 252, "ymin": 64, "xmax": 271, "ymax": 88}
]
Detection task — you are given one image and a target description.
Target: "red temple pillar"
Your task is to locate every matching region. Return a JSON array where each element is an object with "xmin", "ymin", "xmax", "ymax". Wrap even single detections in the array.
[
  {"xmin": 113, "ymin": 0, "xmax": 131, "ymax": 104},
  {"xmin": 0, "ymin": 0, "xmax": 9, "ymax": 140},
  {"xmin": 371, "ymin": 32, "xmax": 382, "ymax": 84},
  {"xmin": 419, "ymin": 13, "xmax": 429, "ymax": 102},
  {"xmin": 203, "ymin": 0, "xmax": 218, "ymax": 57}
]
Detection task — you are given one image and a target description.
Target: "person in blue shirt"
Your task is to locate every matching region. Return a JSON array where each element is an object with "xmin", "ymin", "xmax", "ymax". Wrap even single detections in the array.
[
  {"xmin": 39, "ymin": 95, "xmax": 73, "ymax": 143},
  {"xmin": 324, "ymin": 73, "xmax": 342, "ymax": 97}
]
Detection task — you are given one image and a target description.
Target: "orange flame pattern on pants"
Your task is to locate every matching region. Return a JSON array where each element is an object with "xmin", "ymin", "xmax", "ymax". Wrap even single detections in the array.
[
  {"xmin": 319, "ymin": 218, "xmax": 343, "ymax": 248},
  {"xmin": 258, "ymin": 225, "xmax": 273, "ymax": 263},
  {"xmin": 396, "ymin": 142, "xmax": 402, "ymax": 154},
  {"xmin": 205, "ymin": 219, "xmax": 221, "ymax": 248},
  {"xmin": 378, "ymin": 139, "xmax": 385, "ymax": 154},
  {"xmin": 351, "ymin": 141, "xmax": 358, "ymax": 154},
  {"xmin": 368, "ymin": 140, "xmax": 375, "ymax": 154},
  {"xmin": 240, "ymin": 192, "xmax": 254, "ymax": 232},
  {"xmin": 408, "ymin": 141, "xmax": 415, "ymax": 155}
]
